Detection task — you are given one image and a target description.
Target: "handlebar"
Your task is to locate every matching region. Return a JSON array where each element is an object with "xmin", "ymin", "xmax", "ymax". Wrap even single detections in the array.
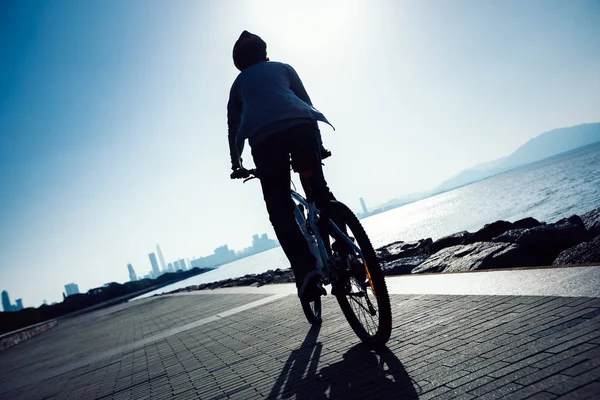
[{"xmin": 231, "ymin": 146, "xmax": 332, "ymax": 183}]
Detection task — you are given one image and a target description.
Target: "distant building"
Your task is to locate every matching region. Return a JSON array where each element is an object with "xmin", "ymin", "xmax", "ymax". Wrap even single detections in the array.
[
  {"xmin": 360, "ymin": 197, "xmax": 368, "ymax": 215},
  {"xmin": 191, "ymin": 244, "xmax": 235, "ymax": 269},
  {"xmin": 213, "ymin": 245, "xmax": 236, "ymax": 265},
  {"xmin": 64, "ymin": 283, "xmax": 80, "ymax": 296},
  {"xmin": 15, "ymin": 299, "xmax": 23, "ymax": 311},
  {"xmin": 127, "ymin": 264, "xmax": 137, "ymax": 282},
  {"xmin": 253, "ymin": 234, "xmax": 278, "ymax": 253},
  {"xmin": 148, "ymin": 253, "xmax": 160, "ymax": 277},
  {"xmin": 168, "ymin": 263, "xmax": 174, "ymax": 272},
  {"xmin": 156, "ymin": 244, "xmax": 167, "ymax": 271},
  {"xmin": 178, "ymin": 259, "xmax": 187, "ymax": 271},
  {"xmin": 2, "ymin": 290, "xmax": 13, "ymax": 312},
  {"xmin": 190, "ymin": 257, "xmax": 208, "ymax": 269},
  {"xmin": 236, "ymin": 234, "xmax": 279, "ymax": 258}
]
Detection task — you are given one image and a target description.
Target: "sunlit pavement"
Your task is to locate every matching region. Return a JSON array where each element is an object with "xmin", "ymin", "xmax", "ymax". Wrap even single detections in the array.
[
  {"xmin": 1, "ymin": 266, "xmax": 599, "ymax": 399},
  {"xmin": 173, "ymin": 264, "xmax": 600, "ymax": 298}
]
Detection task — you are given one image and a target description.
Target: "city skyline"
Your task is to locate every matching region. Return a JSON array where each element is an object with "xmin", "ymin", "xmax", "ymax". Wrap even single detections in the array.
[{"xmin": 0, "ymin": 232, "xmax": 279, "ymax": 311}]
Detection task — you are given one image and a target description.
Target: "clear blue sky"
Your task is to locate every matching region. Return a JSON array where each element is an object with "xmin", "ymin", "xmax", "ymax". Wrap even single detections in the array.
[{"xmin": 1, "ymin": 0, "xmax": 599, "ymax": 307}]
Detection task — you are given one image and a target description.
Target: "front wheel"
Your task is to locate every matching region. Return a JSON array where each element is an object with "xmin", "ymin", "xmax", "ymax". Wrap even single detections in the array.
[{"xmin": 328, "ymin": 201, "xmax": 392, "ymax": 347}]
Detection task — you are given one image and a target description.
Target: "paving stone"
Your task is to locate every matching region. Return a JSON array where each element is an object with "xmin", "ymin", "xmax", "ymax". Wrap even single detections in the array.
[
  {"xmin": 525, "ymin": 392, "xmax": 558, "ymax": 400},
  {"xmin": 555, "ymin": 381, "xmax": 600, "ymax": 399},
  {"xmin": 447, "ymin": 360, "xmax": 511, "ymax": 386},
  {"xmin": 560, "ymin": 357, "xmax": 600, "ymax": 377},
  {"xmin": 474, "ymin": 382, "xmax": 524, "ymax": 400},
  {"xmin": 546, "ymin": 366, "xmax": 600, "ymax": 395},
  {"xmin": 488, "ymin": 352, "xmax": 550, "ymax": 378},
  {"xmin": 430, "ymin": 376, "xmax": 494, "ymax": 399},
  {"xmin": 515, "ymin": 356, "xmax": 594, "ymax": 386},
  {"xmin": 531, "ymin": 344, "xmax": 597, "ymax": 369}
]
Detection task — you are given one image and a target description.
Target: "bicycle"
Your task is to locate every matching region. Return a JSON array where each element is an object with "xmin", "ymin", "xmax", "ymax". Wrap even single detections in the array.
[{"xmin": 239, "ymin": 165, "xmax": 392, "ymax": 348}]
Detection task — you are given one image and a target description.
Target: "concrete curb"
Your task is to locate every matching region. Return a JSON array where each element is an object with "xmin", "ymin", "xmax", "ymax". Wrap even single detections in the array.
[{"xmin": 0, "ymin": 319, "xmax": 57, "ymax": 352}]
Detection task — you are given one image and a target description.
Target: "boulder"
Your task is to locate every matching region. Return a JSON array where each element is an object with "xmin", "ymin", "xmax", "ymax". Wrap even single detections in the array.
[
  {"xmin": 493, "ymin": 215, "xmax": 590, "ymax": 265},
  {"xmin": 269, "ymin": 269, "xmax": 295, "ymax": 284},
  {"xmin": 377, "ymin": 240, "xmax": 403, "ymax": 258},
  {"xmin": 463, "ymin": 220, "xmax": 514, "ymax": 244},
  {"xmin": 377, "ymin": 238, "xmax": 433, "ymax": 262},
  {"xmin": 552, "ymin": 235, "xmax": 600, "ymax": 265},
  {"xmin": 220, "ymin": 275, "xmax": 258, "ymax": 288},
  {"xmin": 581, "ymin": 207, "xmax": 600, "ymax": 236},
  {"xmin": 412, "ymin": 242, "xmax": 528, "ymax": 274},
  {"xmin": 383, "ymin": 255, "xmax": 429, "ymax": 275},
  {"xmin": 553, "ymin": 235, "xmax": 600, "ymax": 265},
  {"xmin": 513, "ymin": 217, "xmax": 542, "ymax": 229},
  {"xmin": 429, "ymin": 231, "xmax": 472, "ymax": 254}
]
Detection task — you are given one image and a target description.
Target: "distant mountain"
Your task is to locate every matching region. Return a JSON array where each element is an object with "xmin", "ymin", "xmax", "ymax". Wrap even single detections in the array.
[
  {"xmin": 362, "ymin": 122, "xmax": 600, "ymax": 217},
  {"xmin": 434, "ymin": 122, "xmax": 600, "ymax": 193}
]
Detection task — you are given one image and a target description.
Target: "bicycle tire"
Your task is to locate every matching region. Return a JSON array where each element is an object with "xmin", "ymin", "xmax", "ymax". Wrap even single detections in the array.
[
  {"xmin": 328, "ymin": 201, "xmax": 392, "ymax": 347},
  {"xmin": 300, "ymin": 297, "xmax": 322, "ymax": 324}
]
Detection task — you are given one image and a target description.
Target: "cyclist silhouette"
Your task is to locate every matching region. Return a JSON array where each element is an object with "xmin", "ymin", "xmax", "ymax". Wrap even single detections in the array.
[{"xmin": 227, "ymin": 30, "xmax": 335, "ymax": 299}]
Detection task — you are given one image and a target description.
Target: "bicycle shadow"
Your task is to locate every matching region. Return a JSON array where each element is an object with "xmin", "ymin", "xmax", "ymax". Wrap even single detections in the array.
[
  {"xmin": 268, "ymin": 326, "xmax": 418, "ymax": 399},
  {"xmin": 268, "ymin": 323, "xmax": 323, "ymax": 399}
]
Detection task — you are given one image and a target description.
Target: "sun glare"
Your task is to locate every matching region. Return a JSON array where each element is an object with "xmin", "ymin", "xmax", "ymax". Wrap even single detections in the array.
[{"xmin": 248, "ymin": 0, "xmax": 357, "ymax": 56}]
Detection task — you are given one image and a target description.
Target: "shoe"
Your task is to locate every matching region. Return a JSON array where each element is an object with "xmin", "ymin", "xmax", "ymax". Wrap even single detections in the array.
[
  {"xmin": 331, "ymin": 280, "xmax": 345, "ymax": 296},
  {"xmin": 298, "ymin": 270, "xmax": 325, "ymax": 300}
]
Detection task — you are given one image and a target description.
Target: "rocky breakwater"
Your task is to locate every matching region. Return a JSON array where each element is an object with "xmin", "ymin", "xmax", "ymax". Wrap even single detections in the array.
[
  {"xmin": 168, "ymin": 207, "xmax": 600, "ymax": 293},
  {"xmin": 379, "ymin": 206, "xmax": 600, "ymax": 275},
  {"xmin": 169, "ymin": 268, "xmax": 296, "ymax": 294}
]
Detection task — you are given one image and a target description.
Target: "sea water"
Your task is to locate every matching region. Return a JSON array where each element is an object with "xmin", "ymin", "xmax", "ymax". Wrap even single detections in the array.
[{"xmin": 136, "ymin": 142, "xmax": 600, "ymax": 299}]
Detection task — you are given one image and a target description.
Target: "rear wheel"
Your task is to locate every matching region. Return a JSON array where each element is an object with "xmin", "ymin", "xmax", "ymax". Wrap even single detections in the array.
[
  {"xmin": 328, "ymin": 201, "xmax": 392, "ymax": 347},
  {"xmin": 300, "ymin": 297, "xmax": 322, "ymax": 324}
]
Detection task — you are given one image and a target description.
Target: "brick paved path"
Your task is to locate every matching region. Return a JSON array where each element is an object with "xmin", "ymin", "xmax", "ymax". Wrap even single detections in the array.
[{"xmin": 1, "ymin": 292, "xmax": 599, "ymax": 399}]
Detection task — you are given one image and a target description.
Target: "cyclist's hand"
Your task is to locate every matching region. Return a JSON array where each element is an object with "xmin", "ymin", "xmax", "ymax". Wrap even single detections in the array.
[
  {"xmin": 321, "ymin": 146, "xmax": 332, "ymax": 160},
  {"xmin": 230, "ymin": 168, "xmax": 250, "ymax": 179}
]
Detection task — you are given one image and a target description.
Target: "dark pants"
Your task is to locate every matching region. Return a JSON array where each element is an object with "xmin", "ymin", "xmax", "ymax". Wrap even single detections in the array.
[{"xmin": 251, "ymin": 123, "xmax": 333, "ymax": 285}]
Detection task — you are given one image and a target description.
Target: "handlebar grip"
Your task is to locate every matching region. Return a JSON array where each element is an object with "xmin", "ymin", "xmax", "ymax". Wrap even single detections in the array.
[{"xmin": 230, "ymin": 168, "xmax": 251, "ymax": 179}]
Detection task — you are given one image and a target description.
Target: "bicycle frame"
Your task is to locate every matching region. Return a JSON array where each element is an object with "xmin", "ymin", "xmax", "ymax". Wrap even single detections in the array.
[
  {"xmin": 290, "ymin": 189, "xmax": 364, "ymax": 281},
  {"xmin": 242, "ymin": 168, "xmax": 364, "ymax": 282}
]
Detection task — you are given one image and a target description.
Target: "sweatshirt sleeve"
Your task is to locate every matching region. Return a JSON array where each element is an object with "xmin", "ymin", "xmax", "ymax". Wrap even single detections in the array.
[
  {"xmin": 227, "ymin": 80, "xmax": 243, "ymax": 169},
  {"xmin": 287, "ymin": 64, "xmax": 313, "ymax": 106}
]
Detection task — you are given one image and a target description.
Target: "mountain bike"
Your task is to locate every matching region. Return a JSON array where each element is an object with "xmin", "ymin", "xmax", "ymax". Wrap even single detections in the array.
[{"xmin": 241, "ymin": 168, "xmax": 392, "ymax": 347}]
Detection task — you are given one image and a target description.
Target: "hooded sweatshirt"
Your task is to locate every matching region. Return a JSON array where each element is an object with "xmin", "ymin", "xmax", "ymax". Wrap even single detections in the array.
[{"xmin": 227, "ymin": 61, "xmax": 332, "ymax": 169}]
